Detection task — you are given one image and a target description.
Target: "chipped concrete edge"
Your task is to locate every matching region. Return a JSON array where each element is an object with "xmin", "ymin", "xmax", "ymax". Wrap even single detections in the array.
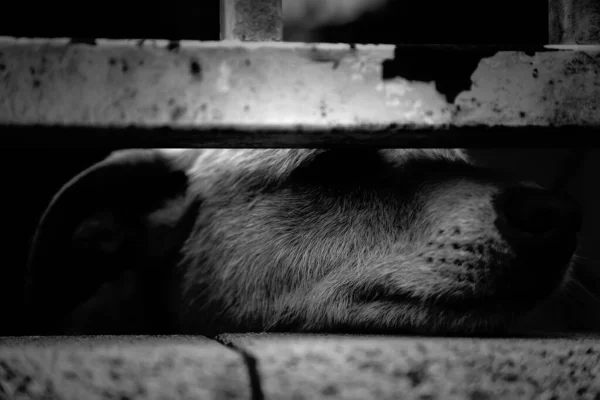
[{"xmin": 0, "ymin": 38, "xmax": 599, "ymax": 134}]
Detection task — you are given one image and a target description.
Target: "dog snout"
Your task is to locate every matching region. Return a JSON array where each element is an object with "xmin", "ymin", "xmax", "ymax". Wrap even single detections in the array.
[{"xmin": 493, "ymin": 185, "xmax": 581, "ymax": 246}]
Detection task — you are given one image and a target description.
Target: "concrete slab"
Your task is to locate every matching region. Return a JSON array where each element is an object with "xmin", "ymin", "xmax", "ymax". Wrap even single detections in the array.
[
  {"xmin": 0, "ymin": 39, "xmax": 599, "ymax": 134},
  {"xmin": 0, "ymin": 335, "xmax": 251, "ymax": 400},
  {"xmin": 218, "ymin": 333, "xmax": 600, "ymax": 400}
]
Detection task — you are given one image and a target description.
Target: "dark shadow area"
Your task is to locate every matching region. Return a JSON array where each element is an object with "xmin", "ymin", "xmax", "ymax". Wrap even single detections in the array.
[
  {"xmin": 1, "ymin": 3, "xmax": 221, "ymax": 40},
  {"xmin": 0, "ymin": 148, "xmax": 113, "ymax": 335},
  {"xmin": 293, "ymin": 0, "xmax": 548, "ymax": 44}
]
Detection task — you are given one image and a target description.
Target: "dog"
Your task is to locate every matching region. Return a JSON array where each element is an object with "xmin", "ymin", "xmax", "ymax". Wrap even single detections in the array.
[{"xmin": 25, "ymin": 148, "xmax": 594, "ymax": 337}]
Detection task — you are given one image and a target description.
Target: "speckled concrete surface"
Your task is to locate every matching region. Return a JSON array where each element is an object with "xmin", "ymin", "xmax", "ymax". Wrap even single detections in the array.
[
  {"xmin": 0, "ymin": 38, "xmax": 599, "ymax": 131},
  {"xmin": 2, "ymin": 334, "xmax": 599, "ymax": 400},
  {"xmin": 218, "ymin": 333, "xmax": 600, "ymax": 400},
  {"xmin": 0, "ymin": 335, "xmax": 251, "ymax": 400}
]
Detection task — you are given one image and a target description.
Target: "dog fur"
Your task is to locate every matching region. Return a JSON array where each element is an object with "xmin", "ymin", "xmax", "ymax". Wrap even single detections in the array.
[{"xmin": 25, "ymin": 148, "xmax": 594, "ymax": 337}]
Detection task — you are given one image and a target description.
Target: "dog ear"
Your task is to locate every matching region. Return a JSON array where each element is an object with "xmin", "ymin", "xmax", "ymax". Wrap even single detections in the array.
[{"xmin": 25, "ymin": 149, "xmax": 200, "ymax": 335}]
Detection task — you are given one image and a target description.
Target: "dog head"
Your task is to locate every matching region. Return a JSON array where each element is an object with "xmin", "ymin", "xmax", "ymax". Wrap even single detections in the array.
[{"xmin": 26, "ymin": 148, "xmax": 582, "ymax": 336}]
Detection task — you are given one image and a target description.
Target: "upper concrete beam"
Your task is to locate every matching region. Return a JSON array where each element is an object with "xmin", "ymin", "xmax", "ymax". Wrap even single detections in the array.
[{"xmin": 0, "ymin": 38, "xmax": 599, "ymax": 146}]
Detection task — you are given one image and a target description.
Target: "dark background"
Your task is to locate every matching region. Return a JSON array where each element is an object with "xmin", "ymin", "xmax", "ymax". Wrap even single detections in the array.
[
  {"xmin": 0, "ymin": 0, "xmax": 551, "ymax": 335},
  {"xmin": 3, "ymin": 1, "xmax": 549, "ymax": 43}
]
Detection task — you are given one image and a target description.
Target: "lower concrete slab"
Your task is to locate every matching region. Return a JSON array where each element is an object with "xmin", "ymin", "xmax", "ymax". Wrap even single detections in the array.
[
  {"xmin": 218, "ymin": 333, "xmax": 600, "ymax": 400},
  {"xmin": 0, "ymin": 335, "xmax": 251, "ymax": 400}
]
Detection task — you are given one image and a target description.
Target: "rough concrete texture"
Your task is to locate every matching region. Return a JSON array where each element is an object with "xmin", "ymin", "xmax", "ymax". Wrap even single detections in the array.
[
  {"xmin": 220, "ymin": 0, "xmax": 283, "ymax": 41},
  {"xmin": 218, "ymin": 333, "xmax": 600, "ymax": 400},
  {"xmin": 0, "ymin": 38, "xmax": 599, "ymax": 131},
  {"xmin": 0, "ymin": 335, "xmax": 251, "ymax": 400},
  {"xmin": 548, "ymin": 0, "xmax": 600, "ymax": 44}
]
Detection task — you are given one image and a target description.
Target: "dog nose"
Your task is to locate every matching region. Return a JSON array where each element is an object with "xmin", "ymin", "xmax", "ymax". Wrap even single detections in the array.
[{"xmin": 493, "ymin": 185, "xmax": 581, "ymax": 240}]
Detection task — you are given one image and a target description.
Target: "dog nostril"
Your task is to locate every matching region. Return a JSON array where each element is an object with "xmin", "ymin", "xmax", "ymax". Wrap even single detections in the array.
[
  {"xmin": 510, "ymin": 202, "xmax": 559, "ymax": 234},
  {"xmin": 494, "ymin": 186, "xmax": 582, "ymax": 236}
]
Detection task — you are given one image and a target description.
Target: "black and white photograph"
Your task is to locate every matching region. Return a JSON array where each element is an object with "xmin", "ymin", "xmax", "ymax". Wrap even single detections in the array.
[{"xmin": 0, "ymin": 0, "xmax": 599, "ymax": 399}]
